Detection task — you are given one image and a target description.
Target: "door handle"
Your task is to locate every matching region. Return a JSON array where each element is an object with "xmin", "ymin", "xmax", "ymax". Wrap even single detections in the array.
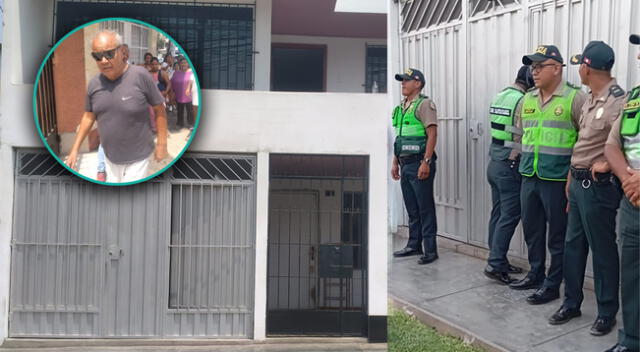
[
  {"xmin": 469, "ymin": 120, "xmax": 483, "ymax": 140},
  {"xmin": 108, "ymin": 245, "xmax": 123, "ymax": 261}
]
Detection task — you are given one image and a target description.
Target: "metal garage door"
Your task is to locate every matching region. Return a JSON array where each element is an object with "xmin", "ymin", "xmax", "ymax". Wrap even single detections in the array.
[{"xmin": 9, "ymin": 151, "xmax": 255, "ymax": 338}]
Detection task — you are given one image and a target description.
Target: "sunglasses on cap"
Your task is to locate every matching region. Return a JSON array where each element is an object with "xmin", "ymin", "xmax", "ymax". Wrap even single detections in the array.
[{"xmin": 91, "ymin": 45, "xmax": 121, "ymax": 61}]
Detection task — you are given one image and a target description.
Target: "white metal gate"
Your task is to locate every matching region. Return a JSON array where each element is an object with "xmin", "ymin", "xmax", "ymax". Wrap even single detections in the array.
[
  {"xmin": 9, "ymin": 151, "xmax": 256, "ymax": 338},
  {"xmin": 396, "ymin": 0, "xmax": 640, "ymax": 261}
]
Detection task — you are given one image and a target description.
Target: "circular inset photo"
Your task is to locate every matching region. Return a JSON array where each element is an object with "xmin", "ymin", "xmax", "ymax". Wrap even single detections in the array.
[{"xmin": 34, "ymin": 18, "xmax": 201, "ymax": 185}]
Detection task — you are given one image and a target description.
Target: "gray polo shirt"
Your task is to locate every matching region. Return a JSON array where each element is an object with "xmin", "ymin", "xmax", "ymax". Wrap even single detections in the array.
[{"xmin": 86, "ymin": 65, "xmax": 164, "ymax": 164}]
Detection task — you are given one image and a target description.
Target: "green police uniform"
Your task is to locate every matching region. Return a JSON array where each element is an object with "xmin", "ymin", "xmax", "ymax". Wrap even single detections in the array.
[
  {"xmin": 516, "ymin": 80, "xmax": 585, "ymax": 292},
  {"xmin": 490, "ymin": 86, "xmax": 525, "ymax": 151},
  {"xmin": 610, "ymin": 84, "xmax": 640, "ymax": 351},
  {"xmin": 391, "ymin": 87, "xmax": 439, "ymax": 260},
  {"xmin": 561, "ymin": 79, "xmax": 625, "ymax": 325},
  {"xmin": 552, "ymin": 41, "xmax": 626, "ymax": 335},
  {"xmin": 486, "ymin": 85, "xmax": 525, "ymax": 274},
  {"xmin": 392, "ymin": 95, "xmax": 427, "ymax": 156},
  {"xmin": 519, "ymin": 83, "xmax": 579, "ymax": 180}
]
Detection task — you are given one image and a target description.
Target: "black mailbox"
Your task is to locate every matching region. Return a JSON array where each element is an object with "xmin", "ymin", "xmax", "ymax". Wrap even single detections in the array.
[{"xmin": 318, "ymin": 244, "xmax": 354, "ymax": 278}]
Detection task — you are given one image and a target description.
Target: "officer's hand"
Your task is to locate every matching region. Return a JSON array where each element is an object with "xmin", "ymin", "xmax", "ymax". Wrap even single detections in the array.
[
  {"xmin": 65, "ymin": 150, "xmax": 79, "ymax": 170},
  {"xmin": 417, "ymin": 162, "xmax": 430, "ymax": 180},
  {"xmin": 391, "ymin": 163, "xmax": 400, "ymax": 181},
  {"xmin": 155, "ymin": 143, "xmax": 168, "ymax": 162},
  {"xmin": 590, "ymin": 161, "xmax": 610, "ymax": 180},
  {"xmin": 622, "ymin": 167, "xmax": 640, "ymax": 205}
]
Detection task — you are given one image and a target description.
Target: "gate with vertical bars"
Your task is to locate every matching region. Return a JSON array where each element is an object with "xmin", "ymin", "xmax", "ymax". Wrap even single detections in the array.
[
  {"xmin": 266, "ymin": 154, "xmax": 369, "ymax": 336},
  {"xmin": 9, "ymin": 150, "xmax": 256, "ymax": 338}
]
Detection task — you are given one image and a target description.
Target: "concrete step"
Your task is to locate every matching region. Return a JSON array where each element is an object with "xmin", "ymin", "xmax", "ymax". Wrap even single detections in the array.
[{"xmin": 0, "ymin": 337, "xmax": 387, "ymax": 352}]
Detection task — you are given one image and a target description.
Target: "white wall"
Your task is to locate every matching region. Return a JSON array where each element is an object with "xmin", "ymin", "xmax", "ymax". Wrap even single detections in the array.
[
  {"xmin": 190, "ymin": 90, "xmax": 389, "ymax": 321},
  {"xmin": 271, "ymin": 34, "xmax": 386, "ymax": 93},
  {"xmin": 387, "ymin": 0, "xmax": 402, "ymax": 234},
  {"xmin": 0, "ymin": 0, "xmax": 55, "ymax": 343},
  {"xmin": 254, "ymin": 0, "xmax": 272, "ymax": 91}
]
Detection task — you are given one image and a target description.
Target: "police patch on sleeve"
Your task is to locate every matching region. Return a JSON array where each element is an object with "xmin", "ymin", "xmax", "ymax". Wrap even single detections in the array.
[
  {"xmin": 609, "ymin": 84, "xmax": 625, "ymax": 98},
  {"xmin": 567, "ymin": 82, "xmax": 580, "ymax": 89}
]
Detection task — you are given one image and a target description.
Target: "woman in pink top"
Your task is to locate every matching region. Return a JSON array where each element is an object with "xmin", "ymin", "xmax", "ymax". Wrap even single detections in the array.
[{"xmin": 170, "ymin": 57, "xmax": 193, "ymax": 128}]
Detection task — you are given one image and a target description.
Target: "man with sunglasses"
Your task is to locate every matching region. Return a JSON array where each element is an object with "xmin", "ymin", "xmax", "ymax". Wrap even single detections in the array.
[
  {"xmin": 65, "ymin": 30, "xmax": 168, "ymax": 183},
  {"xmin": 391, "ymin": 68, "xmax": 439, "ymax": 265},
  {"xmin": 602, "ymin": 34, "xmax": 640, "ymax": 352},
  {"xmin": 508, "ymin": 45, "xmax": 587, "ymax": 306},
  {"xmin": 547, "ymin": 40, "xmax": 625, "ymax": 336}
]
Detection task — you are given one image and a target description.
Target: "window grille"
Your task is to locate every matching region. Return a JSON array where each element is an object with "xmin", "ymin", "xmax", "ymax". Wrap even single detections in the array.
[
  {"xmin": 170, "ymin": 155, "xmax": 254, "ymax": 181},
  {"xmin": 35, "ymin": 59, "xmax": 59, "ymax": 152},
  {"xmin": 401, "ymin": 0, "xmax": 462, "ymax": 32},
  {"xmin": 365, "ymin": 45, "xmax": 387, "ymax": 93},
  {"xmin": 470, "ymin": 0, "xmax": 519, "ymax": 17},
  {"xmin": 55, "ymin": 0, "xmax": 255, "ymax": 90},
  {"xmin": 16, "ymin": 152, "xmax": 72, "ymax": 177}
]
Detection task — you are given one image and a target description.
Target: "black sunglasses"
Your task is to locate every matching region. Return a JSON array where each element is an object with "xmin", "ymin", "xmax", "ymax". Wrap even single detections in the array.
[{"xmin": 91, "ymin": 46, "xmax": 121, "ymax": 61}]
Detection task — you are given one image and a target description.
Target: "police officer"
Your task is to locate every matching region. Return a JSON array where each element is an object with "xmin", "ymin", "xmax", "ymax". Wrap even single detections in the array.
[
  {"xmin": 547, "ymin": 41, "xmax": 624, "ymax": 337},
  {"xmin": 484, "ymin": 66, "xmax": 534, "ymax": 284},
  {"xmin": 391, "ymin": 68, "xmax": 439, "ymax": 265},
  {"xmin": 508, "ymin": 45, "xmax": 587, "ymax": 306},
  {"xmin": 602, "ymin": 34, "xmax": 640, "ymax": 352}
]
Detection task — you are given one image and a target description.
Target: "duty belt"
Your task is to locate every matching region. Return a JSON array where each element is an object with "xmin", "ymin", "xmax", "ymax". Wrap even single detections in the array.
[
  {"xmin": 398, "ymin": 154, "xmax": 424, "ymax": 166},
  {"xmin": 505, "ymin": 158, "xmax": 520, "ymax": 170},
  {"xmin": 570, "ymin": 165, "xmax": 617, "ymax": 189}
]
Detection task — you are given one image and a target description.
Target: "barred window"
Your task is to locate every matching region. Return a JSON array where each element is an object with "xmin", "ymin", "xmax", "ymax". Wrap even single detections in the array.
[
  {"xmin": 55, "ymin": 1, "xmax": 255, "ymax": 90},
  {"xmin": 470, "ymin": 0, "xmax": 520, "ymax": 17},
  {"xmin": 401, "ymin": 0, "xmax": 462, "ymax": 32},
  {"xmin": 365, "ymin": 45, "xmax": 387, "ymax": 93}
]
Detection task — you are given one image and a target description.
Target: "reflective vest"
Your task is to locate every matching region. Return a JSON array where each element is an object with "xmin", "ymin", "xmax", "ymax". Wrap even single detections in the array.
[
  {"xmin": 519, "ymin": 83, "xmax": 579, "ymax": 180},
  {"xmin": 392, "ymin": 96, "xmax": 427, "ymax": 156},
  {"xmin": 490, "ymin": 87, "xmax": 525, "ymax": 153},
  {"xmin": 621, "ymin": 85, "xmax": 640, "ymax": 169}
]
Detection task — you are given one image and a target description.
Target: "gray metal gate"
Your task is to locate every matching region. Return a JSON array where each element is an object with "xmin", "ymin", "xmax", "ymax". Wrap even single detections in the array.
[{"xmin": 9, "ymin": 151, "xmax": 255, "ymax": 338}]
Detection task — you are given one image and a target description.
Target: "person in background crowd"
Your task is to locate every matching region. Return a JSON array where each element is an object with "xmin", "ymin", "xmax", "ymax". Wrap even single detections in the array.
[
  {"xmin": 170, "ymin": 57, "xmax": 194, "ymax": 129},
  {"xmin": 141, "ymin": 52, "xmax": 153, "ymax": 71},
  {"xmin": 185, "ymin": 67, "xmax": 199, "ymax": 139},
  {"xmin": 150, "ymin": 57, "xmax": 171, "ymax": 104}
]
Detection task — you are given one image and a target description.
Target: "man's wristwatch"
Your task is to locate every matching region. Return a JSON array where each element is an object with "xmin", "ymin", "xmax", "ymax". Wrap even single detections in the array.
[{"xmin": 421, "ymin": 157, "xmax": 431, "ymax": 164}]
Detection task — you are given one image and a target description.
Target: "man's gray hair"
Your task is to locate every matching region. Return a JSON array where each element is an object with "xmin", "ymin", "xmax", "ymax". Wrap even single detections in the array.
[{"xmin": 94, "ymin": 30, "xmax": 123, "ymax": 46}]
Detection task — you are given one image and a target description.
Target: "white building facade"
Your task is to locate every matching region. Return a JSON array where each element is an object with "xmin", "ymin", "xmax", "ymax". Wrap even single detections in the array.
[{"xmin": 0, "ymin": 0, "xmax": 389, "ymax": 344}]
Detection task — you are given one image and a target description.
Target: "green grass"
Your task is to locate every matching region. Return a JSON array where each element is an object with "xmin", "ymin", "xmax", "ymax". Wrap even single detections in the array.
[{"xmin": 388, "ymin": 307, "xmax": 486, "ymax": 352}]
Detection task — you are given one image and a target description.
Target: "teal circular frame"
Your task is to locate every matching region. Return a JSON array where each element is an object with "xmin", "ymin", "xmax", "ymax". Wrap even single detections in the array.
[{"xmin": 33, "ymin": 17, "xmax": 202, "ymax": 186}]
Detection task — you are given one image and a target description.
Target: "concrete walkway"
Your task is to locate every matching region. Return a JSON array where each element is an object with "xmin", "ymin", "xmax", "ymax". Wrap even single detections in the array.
[
  {"xmin": 0, "ymin": 338, "xmax": 387, "ymax": 352},
  {"xmin": 389, "ymin": 231, "xmax": 619, "ymax": 352}
]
